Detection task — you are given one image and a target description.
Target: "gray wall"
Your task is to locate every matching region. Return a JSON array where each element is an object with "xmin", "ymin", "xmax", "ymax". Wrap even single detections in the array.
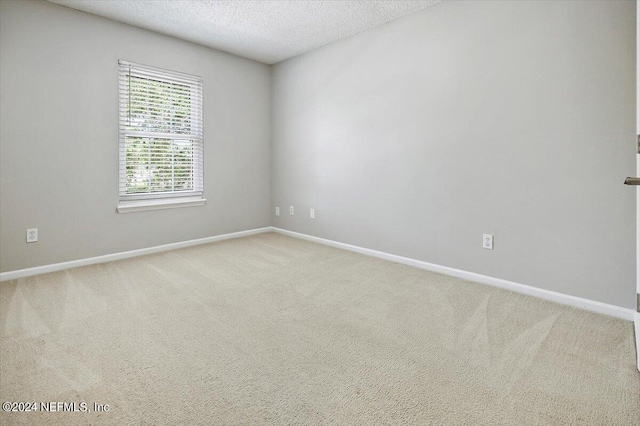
[
  {"xmin": 0, "ymin": 0, "xmax": 271, "ymax": 272},
  {"xmin": 1, "ymin": 0, "xmax": 636, "ymax": 310},
  {"xmin": 272, "ymin": 0, "xmax": 637, "ymax": 309}
]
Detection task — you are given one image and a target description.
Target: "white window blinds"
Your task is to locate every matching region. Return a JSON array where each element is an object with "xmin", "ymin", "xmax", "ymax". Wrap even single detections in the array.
[{"xmin": 119, "ymin": 60, "xmax": 203, "ymax": 202}]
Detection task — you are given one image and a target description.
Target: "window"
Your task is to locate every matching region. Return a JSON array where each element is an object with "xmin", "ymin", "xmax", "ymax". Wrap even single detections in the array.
[{"xmin": 117, "ymin": 60, "xmax": 204, "ymax": 213}]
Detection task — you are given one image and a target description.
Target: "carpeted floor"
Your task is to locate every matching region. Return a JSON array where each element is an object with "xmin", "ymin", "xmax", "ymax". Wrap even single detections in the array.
[{"xmin": 0, "ymin": 232, "xmax": 638, "ymax": 425}]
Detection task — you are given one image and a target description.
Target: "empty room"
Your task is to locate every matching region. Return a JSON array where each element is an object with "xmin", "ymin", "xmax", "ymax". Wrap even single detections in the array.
[{"xmin": 0, "ymin": 0, "xmax": 639, "ymax": 424}]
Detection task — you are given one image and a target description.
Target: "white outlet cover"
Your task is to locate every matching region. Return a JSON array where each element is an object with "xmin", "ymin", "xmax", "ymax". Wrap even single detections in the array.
[
  {"xmin": 275, "ymin": 207, "xmax": 280, "ymax": 216},
  {"xmin": 310, "ymin": 208, "xmax": 315, "ymax": 219},
  {"xmin": 483, "ymin": 234, "xmax": 493, "ymax": 250},
  {"xmin": 27, "ymin": 228, "xmax": 38, "ymax": 243},
  {"xmin": 289, "ymin": 206, "xmax": 294, "ymax": 215}
]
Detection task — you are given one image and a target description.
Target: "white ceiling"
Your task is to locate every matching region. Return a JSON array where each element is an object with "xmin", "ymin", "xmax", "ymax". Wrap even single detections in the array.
[{"xmin": 47, "ymin": 0, "xmax": 442, "ymax": 64}]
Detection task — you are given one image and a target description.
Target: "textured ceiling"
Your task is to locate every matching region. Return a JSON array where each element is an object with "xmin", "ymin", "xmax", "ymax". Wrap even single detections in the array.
[{"xmin": 47, "ymin": 0, "xmax": 442, "ymax": 64}]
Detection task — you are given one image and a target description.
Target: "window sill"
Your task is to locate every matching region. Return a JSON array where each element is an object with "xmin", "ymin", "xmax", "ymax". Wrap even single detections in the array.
[{"xmin": 117, "ymin": 197, "xmax": 206, "ymax": 213}]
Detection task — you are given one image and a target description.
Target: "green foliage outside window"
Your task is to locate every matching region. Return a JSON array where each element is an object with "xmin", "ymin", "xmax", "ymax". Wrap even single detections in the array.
[{"xmin": 124, "ymin": 75, "xmax": 196, "ymax": 194}]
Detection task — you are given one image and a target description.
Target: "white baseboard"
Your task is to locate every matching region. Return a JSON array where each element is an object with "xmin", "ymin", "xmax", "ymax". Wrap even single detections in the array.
[
  {"xmin": 0, "ymin": 227, "xmax": 273, "ymax": 282},
  {"xmin": 2, "ymin": 225, "xmax": 634, "ymax": 323},
  {"xmin": 273, "ymin": 227, "xmax": 635, "ymax": 322}
]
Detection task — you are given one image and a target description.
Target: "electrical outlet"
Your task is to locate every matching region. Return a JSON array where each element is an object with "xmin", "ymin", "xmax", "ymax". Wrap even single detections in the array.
[
  {"xmin": 275, "ymin": 206, "xmax": 280, "ymax": 216},
  {"xmin": 310, "ymin": 208, "xmax": 315, "ymax": 219},
  {"xmin": 27, "ymin": 228, "xmax": 38, "ymax": 243},
  {"xmin": 289, "ymin": 206, "xmax": 294, "ymax": 215},
  {"xmin": 483, "ymin": 234, "xmax": 493, "ymax": 250}
]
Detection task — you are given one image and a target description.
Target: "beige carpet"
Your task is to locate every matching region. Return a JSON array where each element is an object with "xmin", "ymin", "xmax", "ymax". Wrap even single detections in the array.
[{"xmin": 0, "ymin": 232, "xmax": 638, "ymax": 425}]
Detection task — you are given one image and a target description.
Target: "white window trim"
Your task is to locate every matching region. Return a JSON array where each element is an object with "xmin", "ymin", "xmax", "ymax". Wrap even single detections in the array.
[
  {"xmin": 117, "ymin": 60, "xmax": 204, "ymax": 213},
  {"xmin": 117, "ymin": 197, "xmax": 207, "ymax": 214}
]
